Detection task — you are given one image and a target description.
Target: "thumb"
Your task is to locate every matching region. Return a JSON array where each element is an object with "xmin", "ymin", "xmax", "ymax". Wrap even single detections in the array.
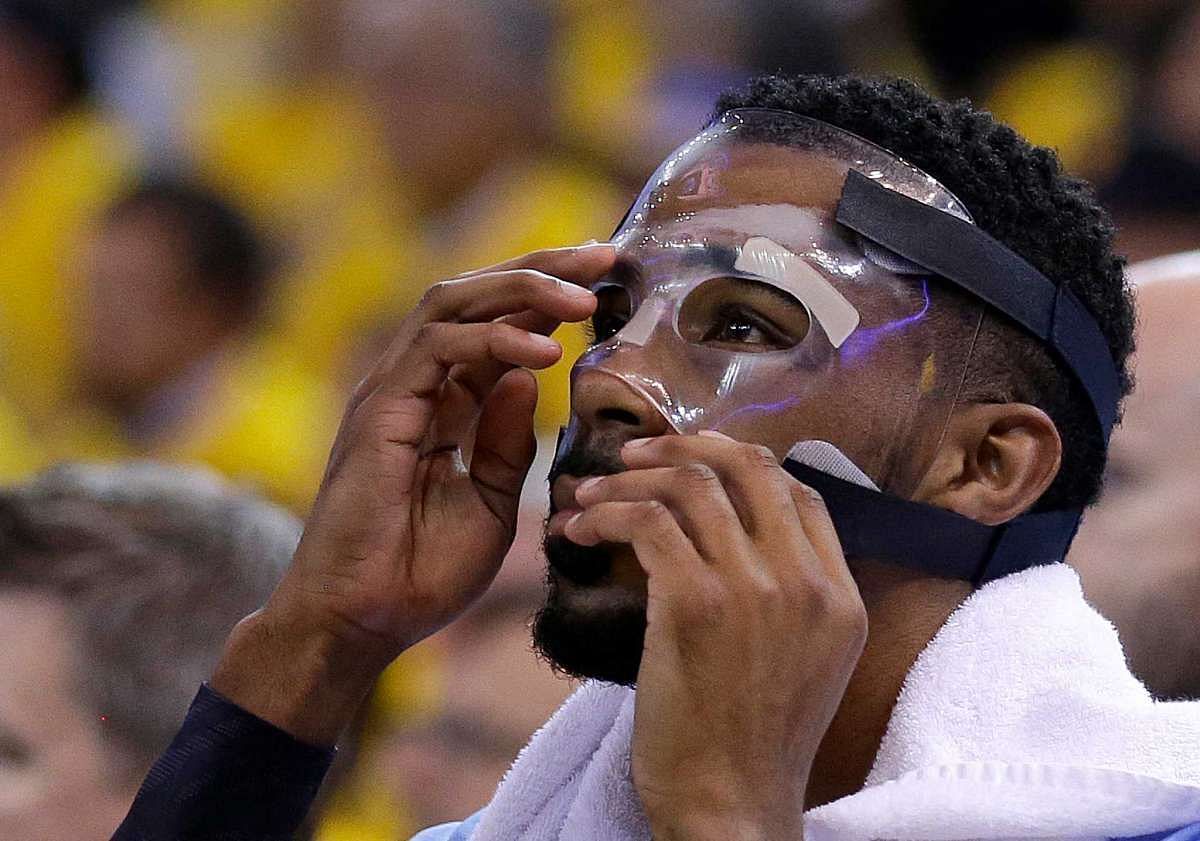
[{"xmin": 470, "ymin": 367, "xmax": 538, "ymax": 527}]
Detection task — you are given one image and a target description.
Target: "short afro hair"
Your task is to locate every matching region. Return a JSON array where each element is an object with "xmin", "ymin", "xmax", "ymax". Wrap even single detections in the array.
[{"xmin": 713, "ymin": 74, "xmax": 1134, "ymax": 511}]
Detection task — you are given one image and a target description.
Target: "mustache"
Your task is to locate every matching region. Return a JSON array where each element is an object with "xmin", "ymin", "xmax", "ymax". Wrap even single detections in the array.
[
  {"xmin": 546, "ymin": 442, "xmax": 626, "ymax": 504},
  {"xmin": 544, "ymin": 432, "xmax": 627, "ymax": 586}
]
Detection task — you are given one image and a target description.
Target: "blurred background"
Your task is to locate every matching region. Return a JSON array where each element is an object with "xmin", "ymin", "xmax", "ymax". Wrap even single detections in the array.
[{"xmin": 1, "ymin": 0, "xmax": 1198, "ymax": 838}]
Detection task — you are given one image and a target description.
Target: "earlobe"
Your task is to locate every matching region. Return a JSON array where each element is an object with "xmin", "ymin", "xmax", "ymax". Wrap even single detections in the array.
[{"xmin": 914, "ymin": 404, "xmax": 1063, "ymax": 525}]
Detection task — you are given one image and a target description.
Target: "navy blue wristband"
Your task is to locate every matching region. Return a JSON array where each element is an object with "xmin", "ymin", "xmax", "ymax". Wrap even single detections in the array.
[{"xmin": 112, "ymin": 683, "xmax": 336, "ymax": 841}]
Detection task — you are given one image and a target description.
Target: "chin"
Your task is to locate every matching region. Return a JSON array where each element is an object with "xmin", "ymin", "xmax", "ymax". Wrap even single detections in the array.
[{"xmin": 533, "ymin": 539, "xmax": 648, "ymax": 686}]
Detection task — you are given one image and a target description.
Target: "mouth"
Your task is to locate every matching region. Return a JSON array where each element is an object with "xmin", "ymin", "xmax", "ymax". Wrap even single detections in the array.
[
  {"xmin": 547, "ymin": 474, "xmax": 589, "ymax": 536},
  {"xmin": 546, "ymin": 473, "xmax": 621, "ymax": 587}
]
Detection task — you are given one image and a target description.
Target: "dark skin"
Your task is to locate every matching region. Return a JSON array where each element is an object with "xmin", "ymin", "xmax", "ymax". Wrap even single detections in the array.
[{"xmin": 212, "ymin": 153, "xmax": 1064, "ymax": 838}]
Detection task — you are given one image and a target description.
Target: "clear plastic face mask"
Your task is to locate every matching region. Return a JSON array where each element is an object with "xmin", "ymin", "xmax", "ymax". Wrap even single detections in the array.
[{"xmin": 571, "ymin": 109, "xmax": 986, "ymax": 494}]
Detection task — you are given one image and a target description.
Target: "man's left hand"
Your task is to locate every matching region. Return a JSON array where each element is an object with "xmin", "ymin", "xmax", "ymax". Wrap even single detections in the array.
[{"xmin": 566, "ymin": 431, "xmax": 868, "ymax": 840}]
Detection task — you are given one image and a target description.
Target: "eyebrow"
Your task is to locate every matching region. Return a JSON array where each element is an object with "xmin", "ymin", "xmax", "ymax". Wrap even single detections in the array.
[
  {"xmin": 608, "ymin": 243, "xmax": 740, "ymax": 284},
  {"xmin": 679, "ymin": 243, "xmax": 739, "ymax": 271}
]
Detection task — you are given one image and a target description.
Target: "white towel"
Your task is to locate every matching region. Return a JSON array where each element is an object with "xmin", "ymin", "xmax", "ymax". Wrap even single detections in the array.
[
  {"xmin": 808, "ymin": 563, "xmax": 1200, "ymax": 841},
  {"xmin": 467, "ymin": 563, "xmax": 1200, "ymax": 840},
  {"xmin": 468, "ymin": 679, "xmax": 648, "ymax": 840}
]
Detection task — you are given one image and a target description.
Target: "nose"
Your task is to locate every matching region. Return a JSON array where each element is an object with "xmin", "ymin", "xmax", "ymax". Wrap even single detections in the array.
[{"xmin": 570, "ymin": 360, "xmax": 672, "ymax": 441}]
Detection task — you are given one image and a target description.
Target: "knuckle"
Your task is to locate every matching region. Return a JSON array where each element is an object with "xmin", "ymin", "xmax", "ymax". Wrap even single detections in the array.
[
  {"xmin": 414, "ymin": 321, "xmax": 444, "ymax": 347},
  {"xmin": 796, "ymin": 574, "xmax": 837, "ymax": 613},
  {"xmin": 677, "ymin": 462, "xmax": 720, "ymax": 491},
  {"xmin": 747, "ymin": 570, "xmax": 785, "ymax": 605},
  {"xmin": 516, "ymin": 247, "xmax": 551, "ymax": 265},
  {"xmin": 830, "ymin": 593, "xmax": 869, "ymax": 645},
  {"xmin": 634, "ymin": 500, "xmax": 669, "ymax": 528},
  {"xmin": 793, "ymin": 482, "xmax": 829, "ymax": 515},
  {"xmin": 742, "ymin": 443, "xmax": 780, "ymax": 471},
  {"xmin": 484, "ymin": 320, "xmax": 508, "ymax": 348}
]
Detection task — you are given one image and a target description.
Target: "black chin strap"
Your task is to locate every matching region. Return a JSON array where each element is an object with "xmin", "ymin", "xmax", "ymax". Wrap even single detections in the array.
[{"xmin": 782, "ymin": 459, "xmax": 1080, "ymax": 585}]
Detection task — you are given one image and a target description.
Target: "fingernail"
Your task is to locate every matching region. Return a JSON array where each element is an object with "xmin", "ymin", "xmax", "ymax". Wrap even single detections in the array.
[
  {"xmin": 531, "ymin": 334, "xmax": 560, "ymax": 351},
  {"xmin": 697, "ymin": 430, "xmax": 733, "ymax": 439},
  {"xmin": 624, "ymin": 437, "xmax": 654, "ymax": 449},
  {"xmin": 577, "ymin": 476, "xmax": 603, "ymax": 496},
  {"xmin": 558, "ymin": 280, "xmax": 595, "ymax": 298}
]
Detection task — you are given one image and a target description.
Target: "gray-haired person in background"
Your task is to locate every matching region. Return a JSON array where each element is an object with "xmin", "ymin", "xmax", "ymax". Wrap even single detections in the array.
[{"xmin": 0, "ymin": 462, "xmax": 299, "ymax": 841}]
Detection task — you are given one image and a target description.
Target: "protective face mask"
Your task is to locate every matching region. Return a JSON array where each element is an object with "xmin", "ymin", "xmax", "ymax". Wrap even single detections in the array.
[{"xmin": 571, "ymin": 109, "xmax": 984, "ymax": 493}]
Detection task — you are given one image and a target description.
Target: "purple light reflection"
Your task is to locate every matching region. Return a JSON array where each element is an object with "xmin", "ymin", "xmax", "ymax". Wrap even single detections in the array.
[{"xmin": 838, "ymin": 279, "xmax": 931, "ymax": 363}]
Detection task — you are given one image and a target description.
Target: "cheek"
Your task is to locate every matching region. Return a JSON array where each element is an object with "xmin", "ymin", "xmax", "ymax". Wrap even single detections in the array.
[{"xmin": 0, "ymin": 747, "xmax": 132, "ymax": 841}]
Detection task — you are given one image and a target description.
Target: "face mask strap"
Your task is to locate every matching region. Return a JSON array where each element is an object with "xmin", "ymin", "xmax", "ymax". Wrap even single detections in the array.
[
  {"xmin": 836, "ymin": 170, "xmax": 1119, "ymax": 442},
  {"xmin": 779, "ymin": 460, "xmax": 1079, "ymax": 584},
  {"xmin": 793, "ymin": 169, "xmax": 1121, "ymax": 583}
]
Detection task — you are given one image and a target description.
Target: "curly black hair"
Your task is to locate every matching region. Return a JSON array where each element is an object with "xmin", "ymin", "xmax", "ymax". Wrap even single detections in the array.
[{"xmin": 713, "ymin": 74, "xmax": 1134, "ymax": 511}]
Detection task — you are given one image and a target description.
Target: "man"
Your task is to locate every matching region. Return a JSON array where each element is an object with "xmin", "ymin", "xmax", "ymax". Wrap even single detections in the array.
[
  {"xmin": 0, "ymin": 462, "xmax": 299, "ymax": 840},
  {"xmin": 1071, "ymin": 251, "xmax": 1200, "ymax": 700},
  {"xmin": 114, "ymin": 75, "xmax": 1200, "ymax": 840},
  {"xmin": 60, "ymin": 175, "xmax": 338, "ymax": 508}
]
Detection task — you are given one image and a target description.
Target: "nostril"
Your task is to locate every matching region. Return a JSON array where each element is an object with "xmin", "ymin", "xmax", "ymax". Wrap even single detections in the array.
[{"xmin": 597, "ymin": 407, "xmax": 642, "ymax": 427}]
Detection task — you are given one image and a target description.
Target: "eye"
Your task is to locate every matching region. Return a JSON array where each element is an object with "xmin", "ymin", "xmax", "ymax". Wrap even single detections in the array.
[
  {"xmin": 587, "ymin": 284, "xmax": 632, "ymax": 345},
  {"xmin": 678, "ymin": 277, "xmax": 809, "ymax": 352},
  {"xmin": 700, "ymin": 304, "xmax": 786, "ymax": 347}
]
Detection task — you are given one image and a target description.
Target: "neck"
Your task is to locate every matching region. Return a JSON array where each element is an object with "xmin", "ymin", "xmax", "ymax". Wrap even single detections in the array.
[{"xmin": 805, "ymin": 562, "xmax": 970, "ymax": 808}]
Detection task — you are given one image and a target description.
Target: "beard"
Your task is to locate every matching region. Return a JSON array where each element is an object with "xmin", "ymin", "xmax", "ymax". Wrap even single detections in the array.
[
  {"xmin": 532, "ymin": 539, "xmax": 647, "ymax": 686},
  {"xmin": 531, "ymin": 432, "xmax": 648, "ymax": 686}
]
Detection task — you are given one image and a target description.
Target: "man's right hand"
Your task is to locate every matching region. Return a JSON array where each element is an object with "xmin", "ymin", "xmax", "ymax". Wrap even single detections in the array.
[{"xmin": 211, "ymin": 244, "xmax": 613, "ymax": 745}]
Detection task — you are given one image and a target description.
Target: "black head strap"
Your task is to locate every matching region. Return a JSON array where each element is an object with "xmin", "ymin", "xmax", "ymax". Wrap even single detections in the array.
[
  {"xmin": 781, "ymin": 460, "xmax": 1079, "ymax": 584},
  {"xmin": 836, "ymin": 169, "xmax": 1120, "ymax": 442}
]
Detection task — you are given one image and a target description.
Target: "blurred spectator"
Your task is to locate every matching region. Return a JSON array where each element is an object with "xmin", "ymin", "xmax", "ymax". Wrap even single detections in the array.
[
  {"xmin": 53, "ymin": 175, "xmax": 340, "ymax": 508},
  {"xmin": 1098, "ymin": 2, "xmax": 1200, "ymax": 261},
  {"xmin": 0, "ymin": 461, "xmax": 299, "ymax": 840},
  {"xmin": 1070, "ymin": 251, "xmax": 1200, "ymax": 699},
  {"xmin": 0, "ymin": 2, "xmax": 133, "ymax": 421},
  {"xmin": 361, "ymin": 581, "xmax": 575, "ymax": 833},
  {"xmin": 75, "ymin": 177, "xmax": 269, "ymax": 426},
  {"xmin": 0, "ymin": 0, "xmax": 88, "ymax": 167},
  {"xmin": 331, "ymin": 0, "xmax": 624, "ymax": 429}
]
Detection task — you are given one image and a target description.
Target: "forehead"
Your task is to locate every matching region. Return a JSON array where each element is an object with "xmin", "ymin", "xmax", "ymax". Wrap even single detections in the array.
[
  {"xmin": 650, "ymin": 142, "xmax": 851, "ymax": 216},
  {"xmin": 615, "ymin": 114, "xmax": 970, "ymax": 259},
  {"xmin": 615, "ymin": 143, "xmax": 850, "ymax": 259}
]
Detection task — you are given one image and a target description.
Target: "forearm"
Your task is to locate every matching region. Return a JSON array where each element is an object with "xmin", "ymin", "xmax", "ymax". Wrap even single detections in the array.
[{"xmin": 210, "ymin": 603, "xmax": 391, "ymax": 748}]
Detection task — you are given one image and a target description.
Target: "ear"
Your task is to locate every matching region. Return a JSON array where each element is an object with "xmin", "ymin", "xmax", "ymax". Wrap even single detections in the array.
[{"xmin": 913, "ymin": 403, "xmax": 1063, "ymax": 525}]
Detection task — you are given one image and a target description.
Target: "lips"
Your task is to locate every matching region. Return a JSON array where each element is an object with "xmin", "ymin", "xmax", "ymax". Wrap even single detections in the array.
[{"xmin": 547, "ymin": 474, "xmax": 589, "ymax": 536}]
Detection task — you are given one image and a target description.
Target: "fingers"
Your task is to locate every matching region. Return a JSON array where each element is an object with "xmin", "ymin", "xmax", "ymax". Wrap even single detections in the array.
[
  {"xmin": 385, "ymin": 320, "xmax": 563, "ymax": 402},
  {"xmin": 444, "ymin": 309, "xmax": 562, "ymax": 407},
  {"xmin": 451, "ymin": 242, "xmax": 615, "ymax": 284},
  {"xmin": 470, "ymin": 368, "xmax": 539, "ymax": 526},
  {"xmin": 617, "ymin": 432, "xmax": 853, "ymax": 586},
  {"xmin": 357, "ymin": 250, "xmax": 608, "ymax": 405},
  {"xmin": 619, "ymin": 433, "xmax": 808, "ymax": 546},
  {"xmin": 572, "ymin": 465, "xmax": 752, "ymax": 561},
  {"xmin": 563, "ymin": 500, "xmax": 702, "ymax": 580},
  {"xmin": 783, "ymin": 481, "xmax": 846, "ymax": 581},
  {"xmin": 420, "ymin": 268, "xmax": 599, "ymax": 325}
]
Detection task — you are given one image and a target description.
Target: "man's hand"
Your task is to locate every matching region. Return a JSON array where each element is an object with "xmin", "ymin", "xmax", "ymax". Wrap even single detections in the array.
[
  {"xmin": 212, "ymin": 244, "xmax": 613, "ymax": 745},
  {"xmin": 565, "ymin": 431, "xmax": 868, "ymax": 840}
]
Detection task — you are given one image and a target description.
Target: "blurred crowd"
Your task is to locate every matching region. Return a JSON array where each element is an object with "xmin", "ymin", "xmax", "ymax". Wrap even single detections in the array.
[{"xmin": 1, "ymin": 0, "xmax": 1198, "ymax": 838}]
